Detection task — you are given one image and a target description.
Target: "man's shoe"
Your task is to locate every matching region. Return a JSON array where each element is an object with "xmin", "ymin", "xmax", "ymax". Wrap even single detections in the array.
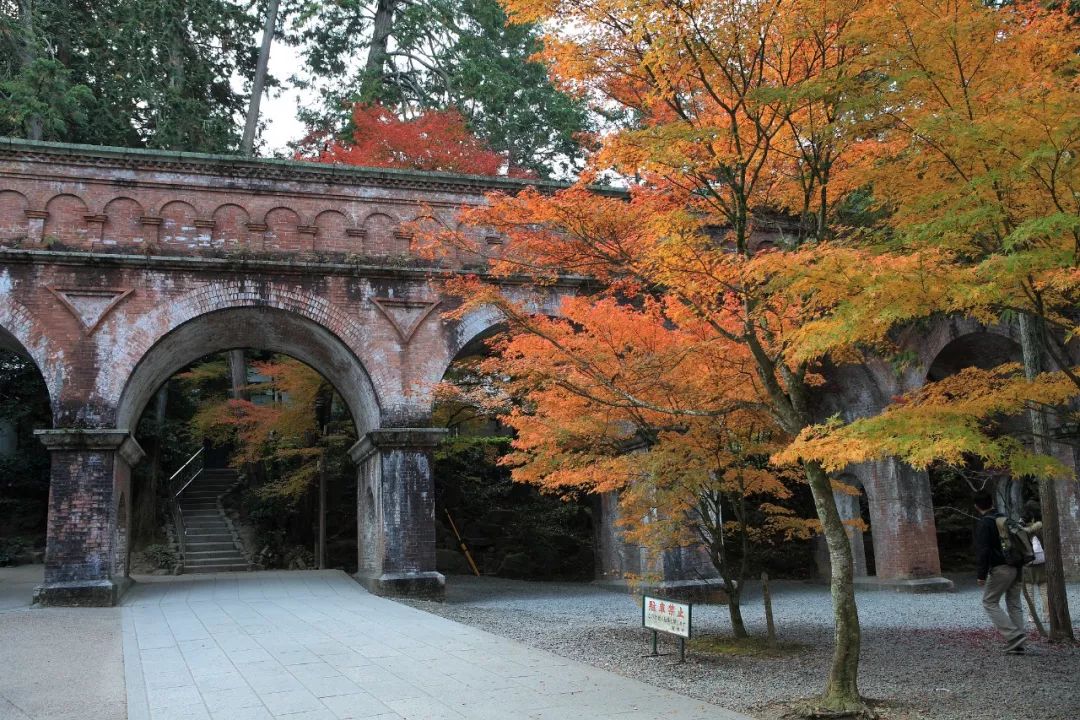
[
  {"xmin": 1006, "ymin": 633, "xmax": 1027, "ymax": 652},
  {"xmin": 1006, "ymin": 646, "xmax": 1026, "ymax": 655}
]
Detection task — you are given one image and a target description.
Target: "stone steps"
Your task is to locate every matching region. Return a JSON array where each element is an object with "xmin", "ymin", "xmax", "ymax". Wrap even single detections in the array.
[
  {"xmin": 184, "ymin": 532, "xmax": 233, "ymax": 543},
  {"xmin": 176, "ymin": 468, "xmax": 248, "ymax": 573},
  {"xmin": 184, "ymin": 541, "xmax": 236, "ymax": 552},
  {"xmin": 181, "ymin": 563, "xmax": 251, "ymax": 573}
]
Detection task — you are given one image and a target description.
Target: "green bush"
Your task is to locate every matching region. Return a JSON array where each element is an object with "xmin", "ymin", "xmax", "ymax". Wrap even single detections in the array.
[
  {"xmin": 142, "ymin": 544, "xmax": 177, "ymax": 570},
  {"xmin": 434, "ymin": 435, "xmax": 595, "ymax": 580}
]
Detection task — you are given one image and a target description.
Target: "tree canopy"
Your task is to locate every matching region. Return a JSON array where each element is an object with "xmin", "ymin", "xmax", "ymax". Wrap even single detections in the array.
[{"xmin": 1, "ymin": 0, "xmax": 258, "ymax": 150}]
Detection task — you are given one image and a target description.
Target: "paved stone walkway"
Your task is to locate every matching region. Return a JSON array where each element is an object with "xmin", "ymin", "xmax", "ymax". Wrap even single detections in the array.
[
  {"xmin": 0, "ymin": 566, "xmax": 126, "ymax": 720},
  {"xmin": 123, "ymin": 570, "xmax": 750, "ymax": 720}
]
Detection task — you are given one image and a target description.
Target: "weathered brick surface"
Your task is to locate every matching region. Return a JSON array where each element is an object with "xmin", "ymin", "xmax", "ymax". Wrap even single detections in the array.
[
  {"xmin": 2, "ymin": 139, "xmax": 1076, "ymax": 600},
  {"xmin": 349, "ymin": 429, "xmax": 446, "ymax": 599},
  {"xmin": 43, "ymin": 448, "xmax": 116, "ymax": 583}
]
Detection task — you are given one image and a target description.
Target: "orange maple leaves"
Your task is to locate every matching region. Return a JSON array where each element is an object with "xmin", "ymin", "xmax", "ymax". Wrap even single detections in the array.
[{"xmin": 297, "ymin": 103, "xmax": 532, "ymax": 177}]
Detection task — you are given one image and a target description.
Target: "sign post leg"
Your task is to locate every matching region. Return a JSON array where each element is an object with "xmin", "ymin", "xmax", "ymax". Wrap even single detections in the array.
[
  {"xmin": 651, "ymin": 630, "xmax": 658, "ymax": 657},
  {"xmin": 678, "ymin": 637, "xmax": 685, "ymax": 663}
]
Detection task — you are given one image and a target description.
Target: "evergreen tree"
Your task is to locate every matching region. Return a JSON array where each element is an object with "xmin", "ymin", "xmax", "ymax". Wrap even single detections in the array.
[
  {"xmin": 0, "ymin": 0, "xmax": 259, "ymax": 151},
  {"xmin": 290, "ymin": 0, "xmax": 589, "ymax": 177}
]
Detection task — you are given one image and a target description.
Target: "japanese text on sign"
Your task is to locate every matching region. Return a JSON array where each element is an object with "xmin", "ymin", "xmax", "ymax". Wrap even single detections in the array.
[{"xmin": 642, "ymin": 595, "xmax": 691, "ymax": 638}]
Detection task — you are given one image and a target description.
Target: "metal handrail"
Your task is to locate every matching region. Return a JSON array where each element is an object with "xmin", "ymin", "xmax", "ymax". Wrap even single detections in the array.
[
  {"xmin": 171, "ymin": 499, "xmax": 188, "ymax": 560},
  {"xmin": 169, "ymin": 447, "xmax": 204, "ymax": 494},
  {"xmin": 167, "ymin": 447, "xmax": 205, "ymax": 561}
]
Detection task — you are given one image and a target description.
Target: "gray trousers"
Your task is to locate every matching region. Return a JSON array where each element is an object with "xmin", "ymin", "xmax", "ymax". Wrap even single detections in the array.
[{"xmin": 982, "ymin": 564, "xmax": 1025, "ymax": 642}]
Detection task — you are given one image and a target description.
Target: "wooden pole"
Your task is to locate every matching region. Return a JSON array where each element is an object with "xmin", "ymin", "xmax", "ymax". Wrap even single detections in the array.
[
  {"xmin": 1022, "ymin": 582, "xmax": 1047, "ymax": 638},
  {"xmin": 444, "ymin": 509, "xmax": 480, "ymax": 576},
  {"xmin": 317, "ymin": 442, "xmax": 326, "ymax": 570}
]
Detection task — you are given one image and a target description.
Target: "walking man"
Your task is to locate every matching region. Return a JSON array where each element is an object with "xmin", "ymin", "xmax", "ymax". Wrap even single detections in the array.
[{"xmin": 974, "ymin": 492, "xmax": 1026, "ymax": 653}]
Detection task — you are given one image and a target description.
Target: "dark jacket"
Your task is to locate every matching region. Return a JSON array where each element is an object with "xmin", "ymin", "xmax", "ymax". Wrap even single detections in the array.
[{"xmin": 975, "ymin": 511, "xmax": 1006, "ymax": 581}]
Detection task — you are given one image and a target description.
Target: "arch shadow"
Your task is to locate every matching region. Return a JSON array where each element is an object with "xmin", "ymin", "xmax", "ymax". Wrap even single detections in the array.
[{"xmin": 116, "ymin": 306, "xmax": 381, "ymax": 435}]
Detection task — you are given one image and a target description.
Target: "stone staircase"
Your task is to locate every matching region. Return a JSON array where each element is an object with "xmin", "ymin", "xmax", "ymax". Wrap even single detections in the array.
[{"xmin": 178, "ymin": 468, "xmax": 249, "ymax": 573}]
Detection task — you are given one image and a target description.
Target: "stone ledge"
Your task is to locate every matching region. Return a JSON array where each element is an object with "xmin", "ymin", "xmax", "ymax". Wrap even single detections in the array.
[
  {"xmin": 354, "ymin": 571, "xmax": 445, "ymax": 600},
  {"xmin": 349, "ymin": 428, "xmax": 449, "ymax": 463},
  {"xmin": 854, "ymin": 575, "xmax": 955, "ymax": 593},
  {"xmin": 33, "ymin": 576, "xmax": 132, "ymax": 607},
  {"xmin": 35, "ymin": 429, "xmax": 145, "ymax": 464},
  {"xmin": 595, "ymin": 578, "xmax": 730, "ymax": 604},
  {"xmin": 0, "ymin": 247, "xmax": 593, "ymax": 288}
]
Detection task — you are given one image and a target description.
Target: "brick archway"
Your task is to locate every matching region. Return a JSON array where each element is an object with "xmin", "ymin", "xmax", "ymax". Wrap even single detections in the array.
[
  {"xmin": 0, "ymin": 292, "xmax": 62, "ymax": 414},
  {"xmin": 110, "ymin": 283, "xmax": 383, "ymax": 434}
]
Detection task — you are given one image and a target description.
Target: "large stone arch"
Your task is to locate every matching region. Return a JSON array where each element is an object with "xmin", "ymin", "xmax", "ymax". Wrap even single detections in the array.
[
  {"xmin": 908, "ymin": 318, "xmax": 1021, "ymax": 387},
  {"xmin": 841, "ymin": 320, "xmax": 1027, "ymax": 591},
  {"xmin": 425, "ymin": 288, "xmax": 576, "ymax": 409},
  {"xmin": 114, "ymin": 306, "xmax": 380, "ymax": 436},
  {"xmin": 97, "ymin": 280, "xmax": 385, "ymax": 433}
]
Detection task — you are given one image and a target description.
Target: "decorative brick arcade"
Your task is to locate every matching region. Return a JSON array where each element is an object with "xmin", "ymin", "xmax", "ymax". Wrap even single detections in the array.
[
  {"xmin": 0, "ymin": 139, "xmax": 580, "ymax": 605},
  {"xmin": 1, "ymin": 139, "xmax": 1076, "ymax": 606}
]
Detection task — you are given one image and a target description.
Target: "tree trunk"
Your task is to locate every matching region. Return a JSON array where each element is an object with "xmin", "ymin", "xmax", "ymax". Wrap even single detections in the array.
[
  {"xmin": 1018, "ymin": 312, "xmax": 1075, "ymax": 642},
  {"xmin": 721, "ymin": 572, "xmax": 748, "ymax": 639},
  {"xmin": 762, "ymin": 571, "xmax": 777, "ymax": 645},
  {"xmin": 228, "ymin": 349, "xmax": 246, "ymax": 400},
  {"xmin": 804, "ymin": 460, "xmax": 863, "ymax": 709},
  {"xmin": 362, "ymin": 0, "xmax": 396, "ymax": 101},
  {"xmin": 241, "ymin": 0, "xmax": 280, "ymax": 156},
  {"xmin": 17, "ymin": 0, "xmax": 43, "ymax": 140}
]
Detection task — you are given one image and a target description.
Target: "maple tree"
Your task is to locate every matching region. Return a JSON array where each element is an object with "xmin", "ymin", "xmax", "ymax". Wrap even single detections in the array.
[
  {"xmin": 426, "ymin": 0, "xmax": 1079, "ymax": 708},
  {"xmin": 290, "ymin": 0, "xmax": 590, "ymax": 176},
  {"xmin": 188, "ymin": 356, "xmax": 351, "ymax": 501},
  {"xmin": 761, "ymin": 0, "xmax": 1080, "ymax": 641},
  {"xmin": 297, "ymin": 102, "xmax": 532, "ymax": 177},
  {"xmin": 435, "ymin": 293, "xmax": 814, "ymax": 636},
  {"xmin": 430, "ymin": 184, "xmax": 869, "ymax": 710}
]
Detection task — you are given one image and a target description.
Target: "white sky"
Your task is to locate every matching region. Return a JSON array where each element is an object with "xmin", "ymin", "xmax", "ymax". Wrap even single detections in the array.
[{"xmin": 258, "ymin": 42, "xmax": 311, "ymax": 157}]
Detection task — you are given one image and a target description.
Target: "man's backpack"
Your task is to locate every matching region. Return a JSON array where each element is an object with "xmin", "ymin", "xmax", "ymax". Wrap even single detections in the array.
[{"xmin": 995, "ymin": 516, "xmax": 1036, "ymax": 568}]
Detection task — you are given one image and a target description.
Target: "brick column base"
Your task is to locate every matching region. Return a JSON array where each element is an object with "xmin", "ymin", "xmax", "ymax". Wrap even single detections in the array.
[
  {"xmin": 349, "ymin": 428, "xmax": 447, "ymax": 600},
  {"xmin": 33, "ymin": 429, "xmax": 145, "ymax": 607},
  {"xmin": 854, "ymin": 459, "xmax": 954, "ymax": 593}
]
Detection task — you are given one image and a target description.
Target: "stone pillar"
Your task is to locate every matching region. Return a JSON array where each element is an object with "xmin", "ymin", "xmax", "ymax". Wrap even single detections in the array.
[
  {"xmin": 593, "ymin": 490, "xmax": 720, "ymax": 601},
  {"xmin": 348, "ymin": 427, "xmax": 447, "ymax": 599},
  {"xmin": 1050, "ymin": 432, "xmax": 1080, "ymax": 580},
  {"xmin": 854, "ymin": 458, "xmax": 954, "ymax": 592},
  {"xmin": 594, "ymin": 492, "xmax": 642, "ymax": 580},
  {"xmin": 814, "ymin": 489, "xmax": 868, "ymax": 579},
  {"xmin": 33, "ymin": 429, "xmax": 145, "ymax": 606}
]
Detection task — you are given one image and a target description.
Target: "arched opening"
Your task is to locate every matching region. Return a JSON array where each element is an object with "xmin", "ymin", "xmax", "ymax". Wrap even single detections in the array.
[
  {"xmin": 116, "ymin": 307, "xmax": 380, "ymax": 578},
  {"xmin": 430, "ymin": 322, "xmax": 595, "ymax": 581},
  {"xmin": 0, "ymin": 327, "xmax": 52, "ymax": 571},
  {"xmin": 925, "ymin": 330, "xmax": 1027, "ymax": 573}
]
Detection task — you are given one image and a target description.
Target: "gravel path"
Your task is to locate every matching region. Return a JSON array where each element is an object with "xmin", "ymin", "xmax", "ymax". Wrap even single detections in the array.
[{"xmin": 401, "ymin": 575, "xmax": 1080, "ymax": 720}]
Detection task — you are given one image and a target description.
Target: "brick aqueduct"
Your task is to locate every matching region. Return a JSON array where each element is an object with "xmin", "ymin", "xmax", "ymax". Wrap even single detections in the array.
[{"xmin": 1, "ymin": 139, "xmax": 1078, "ymax": 605}]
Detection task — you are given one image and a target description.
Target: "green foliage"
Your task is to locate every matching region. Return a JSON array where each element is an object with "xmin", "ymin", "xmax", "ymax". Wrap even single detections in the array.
[
  {"xmin": 0, "ymin": 0, "xmax": 259, "ymax": 150},
  {"xmin": 290, "ymin": 0, "xmax": 589, "ymax": 177},
  {"xmin": 434, "ymin": 434, "xmax": 594, "ymax": 580},
  {"xmin": 141, "ymin": 543, "xmax": 177, "ymax": 570},
  {"xmin": 0, "ymin": 536, "xmax": 31, "ymax": 566},
  {"xmin": 0, "ymin": 57, "xmax": 93, "ymax": 140}
]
